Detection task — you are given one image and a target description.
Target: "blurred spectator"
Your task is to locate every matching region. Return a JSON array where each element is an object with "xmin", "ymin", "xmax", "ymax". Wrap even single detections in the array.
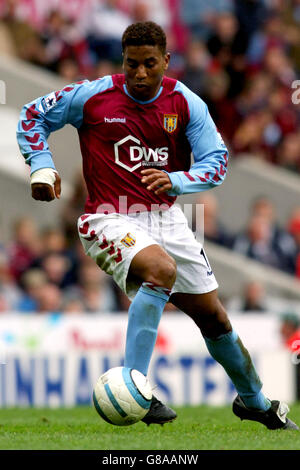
[
  {"xmin": 181, "ymin": 40, "xmax": 210, "ymax": 96},
  {"xmin": 232, "ymin": 109, "xmax": 273, "ymax": 159},
  {"xmin": 180, "ymin": 0, "xmax": 233, "ymax": 41},
  {"xmin": 17, "ymin": 268, "xmax": 48, "ymax": 313},
  {"xmin": 120, "ymin": 0, "xmax": 171, "ymax": 29},
  {"xmin": 206, "ymin": 11, "xmax": 248, "ymax": 99},
  {"xmin": 32, "ymin": 227, "xmax": 79, "ymax": 287},
  {"xmin": 233, "ymin": 72, "xmax": 299, "ymax": 163},
  {"xmin": 276, "ymin": 133, "xmax": 300, "ymax": 173},
  {"xmin": 232, "ymin": 212, "xmax": 296, "ymax": 273},
  {"xmin": 0, "ymin": 0, "xmax": 45, "ymax": 62},
  {"xmin": 0, "ymin": 295, "xmax": 8, "ymax": 313},
  {"xmin": 194, "ymin": 193, "xmax": 234, "ymax": 247},
  {"xmin": 202, "ymin": 68, "xmax": 240, "ymax": 141},
  {"xmin": 96, "ymin": 60, "xmax": 118, "ymax": 79},
  {"xmin": 234, "ymin": 0, "xmax": 268, "ymax": 39},
  {"xmin": 246, "ymin": 10, "xmax": 286, "ymax": 68},
  {"xmin": 206, "ymin": 12, "xmax": 244, "ymax": 62},
  {"xmin": 63, "ymin": 258, "xmax": 117, "ymax": 313},
  {"xmin": 279, "ymin": 310, "xmax": 300, "ymax": 404},
  {"xmin": 288, "ymin": 207, "xmax": 300, "ymax": 279},
  {"xmin": 232, "ymin": 74, "xmax": 278, "ymax": 159},
  {"xmin": 263, "ymin": 46, "xmax": 297, "ymax": 88},
  {"xmin": 251, "ymin": 196, "xmax": 297, "ymax": 273},
  {"xmin": 241, "ymin": 280, "xmax": 268, "ymax": 312},
  {"xmin": 0, "ymin": 0, "xmax": 48, "ymax": 31},
  {"xmin": 40, "ymin": 252, "xmax": 73, "ymax": 289},
  {"xmin": 251, "ymin": 196, "xmax": 277, "ymax": 223},
  {"xmin": 235, "ymin": 72, "xmax": 272, "ymax": 117},
  {"xmin": 129, "ymin": 0, "xmax": 150, "ymax": 23},
  {"xmin": 226, "ymin": 280, "xmax": 268, "ymax": 313},
  {"xmin": 281, "ymin": 0, "xmax": 300, "ymax": 72},
  {"xmin": 87, "ymin": 0, "xmax": 131, "ymax": 63},
  {"xmin": 0, "ymin": 12, "xmax": 18, "ymax": 56},
  {"xmin": 7, "ymin": 217, "xmax": 42, "ymax": 282},
  {"xmin": 273, "ymin": 101, "xmax": 298, "ymax": 141},
  {"xmin": 57, "ymin": 58, "xmax": 80, "ymax": 83},
  {"xmin": 167, "ymin": 0, "xmax": 189, "ymax": 55},
  {"xmin": 280, "ymin": 312, "xmax": 300, "ymax": 352},
  {"xmin": 268, "ymin": 86, "xmax": 298, "ymax": 149},
  {"xmin": 0, "ymin": 249, "xmax": 22, "ymax": 311},
  {"xmin": 36, "ymin": 282, "xmax": 63, "ymax": 313},
  {"xmin": 41, "ymin": 9, "xmax": 92, "ymax": 75},
  {"xmin": 40, "ymin": 227, "xmax": 66, "ymax": 253},
  {"xmin": 61, "ymin": 170, "xmax": 88, "ymax": 246}
]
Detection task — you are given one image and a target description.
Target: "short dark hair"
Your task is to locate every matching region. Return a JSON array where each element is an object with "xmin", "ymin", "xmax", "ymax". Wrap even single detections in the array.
[{"xmin": 122, "ymin": 22, "xmax": 167, "ymax": 55}]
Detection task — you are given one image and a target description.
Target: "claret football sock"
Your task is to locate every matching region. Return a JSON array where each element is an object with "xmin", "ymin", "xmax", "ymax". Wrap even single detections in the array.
[
  {"xmin": 204, "ymin": 330, "xmax": 271, "ymax": 411},
  {"xmin": 124, "ymin": 282, "xmax": 171, "ymax": 376}
]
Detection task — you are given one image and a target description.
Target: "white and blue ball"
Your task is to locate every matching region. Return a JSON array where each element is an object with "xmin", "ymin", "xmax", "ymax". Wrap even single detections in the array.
[{"xmin": 93, "ymin": 367, "xmax": 152, "ymax": 426}]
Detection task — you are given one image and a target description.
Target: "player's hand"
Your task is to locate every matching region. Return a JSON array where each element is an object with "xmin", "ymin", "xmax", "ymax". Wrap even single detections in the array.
[
  {"xmin": 141, "ymin": 169, "xmax": 172, "ymax": 195},
  {"xmin": 31, "ymin": 172, "xmax": 61, "ymax": 201}
]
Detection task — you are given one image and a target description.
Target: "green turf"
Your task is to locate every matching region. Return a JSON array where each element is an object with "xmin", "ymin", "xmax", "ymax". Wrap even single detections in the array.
[{"xmin": 0, "ymin": 404, "xmax": 300, "ymax": 450}]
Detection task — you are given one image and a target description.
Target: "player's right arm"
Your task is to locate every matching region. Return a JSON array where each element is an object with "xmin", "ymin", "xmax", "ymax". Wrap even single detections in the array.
[{"xmin": 16, "ymin": 76, "xmax": 113, "ymax": 201}]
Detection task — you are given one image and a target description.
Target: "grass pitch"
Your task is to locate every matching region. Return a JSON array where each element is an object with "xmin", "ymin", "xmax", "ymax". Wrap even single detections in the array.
[{"xmin": 0, "ymin": 404, "xmax": 300, "ymax": 450}]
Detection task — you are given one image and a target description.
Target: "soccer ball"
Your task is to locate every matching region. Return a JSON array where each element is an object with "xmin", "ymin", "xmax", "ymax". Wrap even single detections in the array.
[{"xmin": 93, "ymin": 367, "xmax": 153, "ymax": 426}]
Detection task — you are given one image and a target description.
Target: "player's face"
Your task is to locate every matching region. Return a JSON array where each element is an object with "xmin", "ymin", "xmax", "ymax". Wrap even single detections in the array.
[{"xmin": 123, "ymin": 45, "xmax": 170, "ymax": 101}]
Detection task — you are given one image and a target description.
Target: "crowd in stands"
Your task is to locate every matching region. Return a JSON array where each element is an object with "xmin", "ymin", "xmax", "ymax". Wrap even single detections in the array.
[
  {"xmin": 0, "ymin": 0, "xmax": 300, "ymax": 314},
  {"xmin": 0, "ymin": 0, "xmax": 299, "ymax": 172},
  {"xmin": 0, "ymin": 213, "xmax": 129, "ymax": 314},
  {"xmin": 197, "ymin": 192, "xmax": 300, "ymax": 277}
]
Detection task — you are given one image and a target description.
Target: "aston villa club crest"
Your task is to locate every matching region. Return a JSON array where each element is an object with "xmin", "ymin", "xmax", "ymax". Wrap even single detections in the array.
[
  {"xmin": 121, "ymin": 233, "xmax": 136, "ymax": 247},
  {"xmin": 163, "ymin": 114, "xmax": 178, "ymax": 133}
]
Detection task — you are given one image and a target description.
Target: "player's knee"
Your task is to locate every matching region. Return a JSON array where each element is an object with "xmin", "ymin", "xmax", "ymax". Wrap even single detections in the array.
[{"xmin": 146, "ymin": 257, "xmax": 177, "ymax": 289}]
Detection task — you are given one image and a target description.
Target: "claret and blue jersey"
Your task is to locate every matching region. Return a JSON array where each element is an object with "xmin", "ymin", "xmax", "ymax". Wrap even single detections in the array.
[{"xmin": 16, "ymin": 74, "xmax": 229, "ymax": 213}]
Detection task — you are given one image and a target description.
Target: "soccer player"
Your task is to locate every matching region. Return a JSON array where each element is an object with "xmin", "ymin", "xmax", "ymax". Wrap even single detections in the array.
[{"xmin": 17, "ymin": 21, "xmax": 298, "ymax": 430}]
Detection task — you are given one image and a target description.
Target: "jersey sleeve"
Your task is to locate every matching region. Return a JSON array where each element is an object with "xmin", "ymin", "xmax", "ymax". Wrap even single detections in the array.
[
  {"xmin": 16, "ymin": 76, "xmax": 113, "ymax": 174},
  {"xmin": 166, "ymin": 81, "xmax": 229, "ymax": 196}
]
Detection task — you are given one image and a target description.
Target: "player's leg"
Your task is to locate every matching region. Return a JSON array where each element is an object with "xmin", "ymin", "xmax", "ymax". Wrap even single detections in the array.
[
  {"xmin": 171, "ymin": 290, "xmax": 270, "ymax": 409},
  {"xmin": 158, "ymin": 204, "xmax": 298, "ymax": 429},
  {"xmin": 78, "ymin": 214, "xmax": 176, "ymax": 375},
  {"xmin": 170, "ymin": 290, "xmax": 299, "ymax": 430},
  {"xmin": 124, "ymin": 244, "xmax": 177, "ymax": 425},
  {"xmin": 124, "ymin": 243, "xmax": 176, "ymax": 375},
  {"xmin": 77, "ymin": 213, "xmax": 177, "ymax": 424}
]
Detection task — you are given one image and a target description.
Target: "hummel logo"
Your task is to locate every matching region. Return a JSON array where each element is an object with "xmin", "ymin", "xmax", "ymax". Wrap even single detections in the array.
[{"xmin": 104, "ymin": 117, "xmax": 126, "ymax": 123}]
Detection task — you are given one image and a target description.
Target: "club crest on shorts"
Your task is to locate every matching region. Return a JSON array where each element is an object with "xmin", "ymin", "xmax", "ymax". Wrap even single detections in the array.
[
  {"xmin": 121, "ymin": 233, "xmax": 136, "ymax": 247},
  {"xmin": 163, "ymin": 114, "xmax": 178, "ymax": 133}
]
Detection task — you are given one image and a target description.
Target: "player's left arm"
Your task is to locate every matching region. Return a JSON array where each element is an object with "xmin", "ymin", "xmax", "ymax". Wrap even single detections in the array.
[{"xmin": 157, "ymin": 82, "xmax": 229, "ymax": 196}]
